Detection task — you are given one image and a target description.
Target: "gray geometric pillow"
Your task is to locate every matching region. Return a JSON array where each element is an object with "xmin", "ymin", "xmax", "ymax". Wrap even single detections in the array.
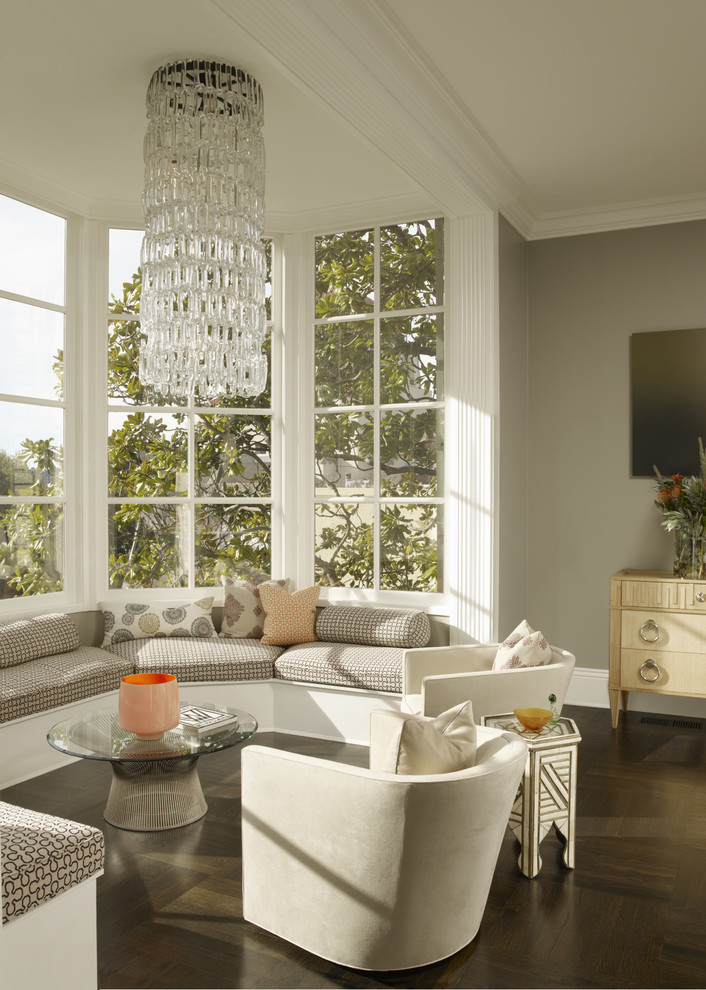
[
  {"xmin": 100, "ymin": 597, "xmax": 217, "ymax": 647},
  {"xmin": 315, "ymin": 605, "xmax": 430, "ymax": 648},
  {"xmin": 0, "ymin": 613, "xmax": 80, "ymax": 669}
]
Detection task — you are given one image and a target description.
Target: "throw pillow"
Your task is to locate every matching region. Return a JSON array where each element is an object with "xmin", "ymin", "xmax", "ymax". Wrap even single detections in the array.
[
  {"xmin": 220, "ymin": 578, "xmax": 290, "ymax": 639},
  {"xmin": 0, "ymin": 613, "xmax": 80, "ymax": 669},
  {"xmin": 315, "ymin": 605, "xmax": 430, "ymax": 648},
  {"xmin": 259, "ymin": 584, "xmax": 320, "ymax": 646},
  {"xmin": 382, "ymin": 701, "xmax": 477, "ymax": 775},
  {"xmin": 492, "ymin": 619, "xmax": 552, "ymax": 670},
  {"xmin": 100, "ymin": 597, "xmax": 217, "ymax": 647}
]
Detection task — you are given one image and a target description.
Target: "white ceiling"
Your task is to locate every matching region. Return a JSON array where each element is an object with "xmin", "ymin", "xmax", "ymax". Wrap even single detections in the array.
[{"xmin": 2, "ymin": 0, "xmax": 705, "ymax": 237}]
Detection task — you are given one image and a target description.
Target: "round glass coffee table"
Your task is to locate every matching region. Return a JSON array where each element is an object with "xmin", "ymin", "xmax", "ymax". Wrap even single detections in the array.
[{"xmin": 47, "ymin": 704, "xmax": 257, "ymax": 831}]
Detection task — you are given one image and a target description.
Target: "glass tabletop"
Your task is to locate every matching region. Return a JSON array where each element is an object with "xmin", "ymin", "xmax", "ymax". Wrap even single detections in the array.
[
  {"xmin": 482, "ymin": 713, "xmax": 580, "ymax": 741},
  {"xmin": 47, "ymin": 703, "xmax": 257, "ymax": 762}
]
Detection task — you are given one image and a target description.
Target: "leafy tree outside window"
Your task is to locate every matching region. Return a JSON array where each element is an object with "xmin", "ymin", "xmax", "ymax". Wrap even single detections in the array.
[
  {"xmin": 0, "ymin": 194, "xmax": 66, "ymax": 599},
  {"xmin": 107, "ymin": 230, "xmax": 273, "ymax": 589},
  {"xmin": 314, "ymin": 219, "xmax": 444, "ymax": 592}
]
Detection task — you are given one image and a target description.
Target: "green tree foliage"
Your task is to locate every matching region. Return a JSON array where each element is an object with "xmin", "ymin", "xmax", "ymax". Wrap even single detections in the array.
[
  {"xmin": 314, "ymin": 219, "xmax": 443, "ymax": 591},
  {"xmin": 1, "ymin": 222, "xmax": 443, "ymax": 597}
]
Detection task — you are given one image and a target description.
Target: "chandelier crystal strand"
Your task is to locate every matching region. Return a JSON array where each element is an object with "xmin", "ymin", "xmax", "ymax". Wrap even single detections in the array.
[{"xmin": 139, "ymin": 59, "xmax": 267, "ymax": 400}]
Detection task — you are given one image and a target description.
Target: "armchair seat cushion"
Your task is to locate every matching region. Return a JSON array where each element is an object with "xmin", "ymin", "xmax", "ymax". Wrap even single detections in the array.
[
  {"xmin": 105, "ymin": 637, "xmax": 283, "ymax": 682},
  {"xmin": 0, "ymin": 646, "xmax": 133, "ymax": 724},
  {"xmin": 273, "ymin": 641, "xmax": 403, "ymax": 692}
]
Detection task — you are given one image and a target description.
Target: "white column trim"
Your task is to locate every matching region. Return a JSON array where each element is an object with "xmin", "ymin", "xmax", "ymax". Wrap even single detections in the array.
[{"xmin": 446, "ymin": 213, "xmax": 499, "ymax": 644}]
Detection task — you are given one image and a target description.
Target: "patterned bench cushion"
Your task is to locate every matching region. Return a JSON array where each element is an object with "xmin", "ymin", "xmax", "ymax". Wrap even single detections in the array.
[
  {"xmin": 0, "ymin": 801, "xmax": 104, "ymax": 925},
  {"xmin": 274, "ymin": 641, "xmax": 404, "ymax": 693},
  {"xmin": 0, "ymin": 646, "xmax": 133, "ymax": 724},
  {"xmin": 315, "ymin": 605, "xmax": 430, "ymax": 649},
  {"xmin": 0, "ymin": 613, "xmax": 80, "ymax": 670},
  {"xmin": 104, "ymin": 637, "xmax": 283, "ymax": 682}
]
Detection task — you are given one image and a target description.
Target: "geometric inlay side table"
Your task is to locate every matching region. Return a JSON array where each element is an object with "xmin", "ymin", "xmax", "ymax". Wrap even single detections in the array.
[{"xmin": 481, "ymin": 715, "xmax": 581, "ymax": 878}]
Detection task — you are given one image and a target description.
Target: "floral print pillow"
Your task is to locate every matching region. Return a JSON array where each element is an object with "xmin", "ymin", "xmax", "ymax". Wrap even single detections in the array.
[
  {"xmin": 100, "ymin": 598, "xmax": 217, "ymax": 647},
  {"xmin": 491, "ymin": 619, "xmax": 553, "ymax": 670},
  {"xmin": 219, "ymin": 579, "xmax": 290, "ymax": 639}
]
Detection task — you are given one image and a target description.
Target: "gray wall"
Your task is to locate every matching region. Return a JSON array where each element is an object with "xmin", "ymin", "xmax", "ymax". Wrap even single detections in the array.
[
  {"xmin": 526, "ymin": 219, "xmax": 706, "ymax": 669},
  {"xmin": 498, "ymin": 214, "xmax": 529, "ymax": 635}
]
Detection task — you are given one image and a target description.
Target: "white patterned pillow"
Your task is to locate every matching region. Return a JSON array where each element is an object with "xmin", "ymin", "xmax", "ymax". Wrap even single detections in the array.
[
  {"xmin": 219, "ymin": 578, "xmax": 290, "ymax": 639},
  {"xmin": 492, "ymin": 619, "xmax": 552, "ymax": 670},
  {"xmin": 100, "ymin": 598, "xmax": 217, "ymax": 647}
]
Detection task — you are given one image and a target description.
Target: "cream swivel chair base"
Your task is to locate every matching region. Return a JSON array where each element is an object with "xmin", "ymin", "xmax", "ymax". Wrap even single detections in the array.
[
  {"xmin": 403, "ymin": 644, "xmax": 576, "ymax": 721},
  {"xmin": 241, "ymin": 716, "xmax": 527, "ymax": 972}
]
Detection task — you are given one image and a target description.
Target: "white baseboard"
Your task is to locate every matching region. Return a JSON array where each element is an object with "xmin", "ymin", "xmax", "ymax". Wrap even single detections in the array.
[{"xmin": 567, "ymin": 666, "xmax": 706, "ymax": 719}]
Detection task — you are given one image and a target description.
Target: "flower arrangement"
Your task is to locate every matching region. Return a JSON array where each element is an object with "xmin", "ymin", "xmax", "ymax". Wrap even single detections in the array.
[{"xmin": 654, "ymin": 437, "xmax": 706, "ymax": 578}]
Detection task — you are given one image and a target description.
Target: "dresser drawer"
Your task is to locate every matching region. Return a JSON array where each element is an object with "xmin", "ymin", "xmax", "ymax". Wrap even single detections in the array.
[
  {"xmin": 620, "ymin": 579, "xmax": 684, "ymax": 610},
  {"xmin": 620, "ymin": 648, "xmax": 706, "ymax": 696},
  {"xmin": 685, "ymin": 583, "xmax": 706, "ymax": 610},
  {"xmin": 621, "ymin": 610, "xmax": 706, "ymax": 653}
]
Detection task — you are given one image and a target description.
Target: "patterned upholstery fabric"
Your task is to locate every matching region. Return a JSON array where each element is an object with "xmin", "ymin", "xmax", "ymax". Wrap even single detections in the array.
[
  {"xmin": 100, "ymin": 597, "xmax": 217, "ymax": 647},
  {"xmin": 0, "ymin": 646, "xmax": 133, "ymax": 724},
  {"xmin": 0, "ymin": 801, "xmax": 104, "ymax": 925},
  {"xmin": 260, "ymin": 585, "xmax": 320, "ymax": 646},
  {"xmin": 315, "ymin": 605, "xmax": 431, "ymax": 649},
  {"xmin": 274, "ymin": 641, "xmax": 404, "ymax": 693},
  {"xmin": 0, "ymin": 613, "xmax": 80, "ymax": 670},
  {"xmin": 105, "ymin": 637, "xmax": 283, "ymax": 682},
  {"xmin": 220, "ymin": 578, "xmax": 289, "ymax": 639}
]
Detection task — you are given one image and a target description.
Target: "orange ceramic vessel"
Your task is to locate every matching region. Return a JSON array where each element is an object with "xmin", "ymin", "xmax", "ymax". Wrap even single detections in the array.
[
  {"xmin": 513, "ymin": 707, "xmax": 553, "ymax": 732},
  {"xmin": 118, "ymin": 672, "xmax": 180, "ymax": 740}
]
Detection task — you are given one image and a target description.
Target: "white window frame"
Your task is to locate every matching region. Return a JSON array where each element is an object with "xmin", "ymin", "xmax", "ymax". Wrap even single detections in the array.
[
  {"xmin": 304, "ymin": 219, "xmax": 447, "ymax": 612},
  {"xmin": 0, "ymin": 191, "xmax": 82, "ymax": 616}
]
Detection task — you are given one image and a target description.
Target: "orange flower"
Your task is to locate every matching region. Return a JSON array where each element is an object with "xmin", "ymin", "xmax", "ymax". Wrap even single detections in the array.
[
  {"xmin": 658, "ymin": 488, "xmax": 672, "ymax": 502},
  {"xmin": 672, "ymin": 474, "xmax": 684, "ymax": 483},
  {"xmin": 670, "ymin": 485, "xmax": 683, "ymax": 498}
]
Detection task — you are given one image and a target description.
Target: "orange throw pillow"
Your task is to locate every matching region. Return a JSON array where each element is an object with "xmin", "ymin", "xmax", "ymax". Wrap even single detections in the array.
[{"xmin": 259, "ymin": 584, "xmax": 320, "ymax": 646}]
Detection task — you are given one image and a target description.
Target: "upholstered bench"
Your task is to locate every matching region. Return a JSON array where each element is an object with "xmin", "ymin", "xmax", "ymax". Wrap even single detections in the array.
[
  {"xmin": 0, "ymin": 801, "xmax": 104, "ymax": 989},
  {"xmin": 0, "ymin": 613, "xmax": 132, "ymax": 725}
]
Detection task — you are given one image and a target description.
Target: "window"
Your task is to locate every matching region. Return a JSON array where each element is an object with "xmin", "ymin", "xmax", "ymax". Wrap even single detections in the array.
[
  {"xmin": 106, "ymin": 230, "xmax": 274, "ymax": 590},
  {"xmin": 313, "ymin": 219, "xmax": 444, "ymax": 593},
  {"xmin": 0, "ymin": 194, "xmax": 67, "ymax": 600}
]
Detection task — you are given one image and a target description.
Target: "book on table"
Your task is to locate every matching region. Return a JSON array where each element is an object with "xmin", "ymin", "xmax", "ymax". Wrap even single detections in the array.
[{"xmin": 179, "ymin": 705, "xmax": 238, "ymax": 733}]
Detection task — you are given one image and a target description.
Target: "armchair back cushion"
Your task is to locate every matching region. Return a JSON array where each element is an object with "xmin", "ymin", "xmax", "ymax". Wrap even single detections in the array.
[
  {"xmin": 380, "ymin": 700, "xmax": 477, "ymax": 774},
  {"xmin": 315, "ymin": 604, "xmax": 430, "ymax": 648},
  {"xmin": 0, "ymin": 614, "xmax": 80, "ymax": 669}
]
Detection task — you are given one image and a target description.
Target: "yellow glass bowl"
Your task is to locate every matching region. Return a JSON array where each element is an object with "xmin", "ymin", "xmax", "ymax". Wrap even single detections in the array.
[{"xmin": 513, "ymin": 707, "xmax": 553, "ymax": 732}]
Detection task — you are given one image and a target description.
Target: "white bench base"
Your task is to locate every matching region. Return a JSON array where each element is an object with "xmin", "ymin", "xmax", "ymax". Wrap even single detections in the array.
[
  {"xmin": 0, "ymin": 872, "xmax": 103, "ymax": 990},
  {"xmin": 0, "ymin": 678, "xmax": 402, "ymax": 788}
]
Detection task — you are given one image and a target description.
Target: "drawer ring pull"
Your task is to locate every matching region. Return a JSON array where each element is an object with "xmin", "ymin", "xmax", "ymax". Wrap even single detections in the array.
[
  {"xmin": 639, "ymin": 619, "xmax": 661, "ymax": 643},
  {"xmin": 639, "ymin": 659, "xmax": 661, "ymax": 682}
]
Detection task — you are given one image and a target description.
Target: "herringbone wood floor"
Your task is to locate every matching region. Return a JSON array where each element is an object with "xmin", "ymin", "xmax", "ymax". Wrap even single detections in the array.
[{"xmin": 2, "ymin": 703, "xmax": 705, "ymax": 989}]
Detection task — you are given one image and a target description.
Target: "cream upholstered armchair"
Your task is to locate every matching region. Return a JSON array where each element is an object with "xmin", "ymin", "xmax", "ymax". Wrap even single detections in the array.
[
  {"xmin": 241, "ymin": 713, "xmax": 527, "ymax": 971},
  {"xmin": 403, "ymin": 643, "xmax": 576, "ymax": 721}
]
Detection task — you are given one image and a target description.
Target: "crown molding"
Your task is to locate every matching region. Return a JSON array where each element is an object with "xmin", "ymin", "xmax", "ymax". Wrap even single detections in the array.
[
  {"xmin": 524, "ymin": 193, "xmax": 706, "ymax": 240},
  {"xmin": 265, "ymin": 191, "xmax": 440, "ymax": 234}
]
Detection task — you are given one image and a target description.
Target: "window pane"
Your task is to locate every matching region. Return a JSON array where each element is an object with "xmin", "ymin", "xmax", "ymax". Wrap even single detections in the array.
[
  {"xmin": 108, "ymin": 319, "xmax": 183, "ymax": 408},
  {"xmin": 0, "ymin": 502, "xmax": 63, "ymax": 597},
  {"xmin": 380, "ymin": 408, "xmax": 443, "ymax": 496},
  {"xmin": 315, "ymin": 413, "xmax": 374, "ymax": 494},
  {"xmin": 109, "ymin": 504, "xmax": 188, "ymax": 588},
  {"xmin": 195, "ymin": 414, "xmax": 270, "ymax": 497},
  {"xmin": 315, "ymin": 502, "xmax": 374, "ymax": 587},
  {"xmin": 0, "ymin": 194, "xmax": 65, "ymax": 305},
  {"xmin": 0, "ymin": 402, "xmax": 63, "ymax": 492},
  {"xmin": 0, "ymin": 299, "xmax": 64, "ymax": 401},
  {"xmin": 109, "ymin": 413, "xmax": 187, "ymax": 498},
  {"xmin": 315, "ymin": 229, "xmax": 374, "ymax": 318},
  {"xmin": 380, "ymin": 315, "xmax": 442, "ymax": 403},
  {"xmin": 109, "ymin": 229, "xmax": 143, "ymax": 309},
  {"xmin": 380, "ymin": 504, "xmax": 441, "ymax": 592},
  {"xmin": 380, "ymin": 219, "xmax": 443, "ymax": 310},
  {"xmin": 315, "ymin": 321, "xmax": 373, "ymax": 407},
  {"xmin": 195, "ymin": 504, "xmax": 271, "ymax": 587}
]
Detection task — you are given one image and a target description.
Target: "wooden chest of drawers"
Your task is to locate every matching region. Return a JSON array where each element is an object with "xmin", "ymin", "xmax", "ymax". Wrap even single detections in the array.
[{"xmin": 609, "ymin": 569, "xmax": 706, "ymax": 727}]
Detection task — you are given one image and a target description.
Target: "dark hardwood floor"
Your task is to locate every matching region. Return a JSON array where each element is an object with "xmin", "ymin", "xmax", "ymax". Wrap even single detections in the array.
[{"xmin": 3, "ymin": 704, "xmax": 706, "ymax": 990}]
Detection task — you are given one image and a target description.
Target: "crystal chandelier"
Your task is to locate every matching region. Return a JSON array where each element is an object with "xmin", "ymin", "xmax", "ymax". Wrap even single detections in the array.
[{"xmin": 139, "ymin": 59, "xmax": 267, "ymax": 400}]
